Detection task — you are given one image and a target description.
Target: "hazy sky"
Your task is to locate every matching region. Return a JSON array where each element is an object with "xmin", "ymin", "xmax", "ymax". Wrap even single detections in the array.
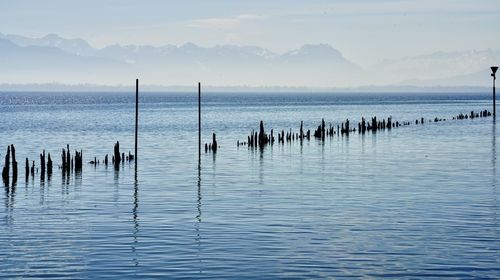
[{"xmin": 1, "ymin": 0, "xmax": 499, "ymax": 65}]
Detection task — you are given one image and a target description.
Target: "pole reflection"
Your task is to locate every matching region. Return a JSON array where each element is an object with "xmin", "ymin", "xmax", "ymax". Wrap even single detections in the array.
[
  {"xmin": 196, "ymin": 157, "xmax": 203, "ymax": 274},
  {"xmin": 196, "ymin": 159, "xmax": 202, "ymax": 223},
  {"xmin": 3, "ymin": 180, "xmax": 15, "ymax": 225},
  {"xmin": 492, "ymin": 119, "xmax": 497, "ymax": 223},
  {"xmin": 132, "ymin": 169, "xmax": 139, "ymax": 268},
  {"xmin": 259, "ymin": 146, "xmax": 264, "ymax": 186}
]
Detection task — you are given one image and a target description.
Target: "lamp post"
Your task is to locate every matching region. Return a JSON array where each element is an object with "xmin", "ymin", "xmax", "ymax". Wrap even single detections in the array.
[{"xmin": 492, "ymin": 66, "xmax": 498, "ymax": 118}]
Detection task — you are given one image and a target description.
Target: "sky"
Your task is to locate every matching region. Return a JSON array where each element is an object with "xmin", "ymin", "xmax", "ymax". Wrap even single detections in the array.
[{"xmin": 1, "ymin": 0, "xmax": 499, "ymax": 66}]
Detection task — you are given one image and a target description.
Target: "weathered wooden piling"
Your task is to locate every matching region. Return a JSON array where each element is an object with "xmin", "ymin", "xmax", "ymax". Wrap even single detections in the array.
[
  {"xmin": 47, "ymin": 153, "xmax": 52, "ymax": 177},
  {"xmin": 11, "ymin": 145, "xmax": 17, "ymax": 183},
  {"xmin": 244, "ymin": 121, "xmax": 277, "ymax": 148},
  {"xmin": 321, "ymin": 119, "xmax": 325, "ymax": 139},
  {"xmin": 258, "ymin": 121, "xmax": 269, "ymax": 147},
  {"xmin": 2, "ymin": 146, "xmax": 10, "ymax": 183},
  {"xmin": 341, "ymin": 119, "xmax": 350, "ymax": 135},
  {"xmin": 314, "ymin": 119, "xmax": 326, "ymax": 139},
  {"xmin": 73, "ymin": 150, "xmax": 82, "ymax": 172},
  {"xmin": 40, "ymin": 150, "xmax": 46, "ymax": 176},
  {"xmin": 212, "ymin": 133, "xmax": 218, "ymax": 152},
  {"xmin": 114, "ymin": 141, "xmax": 121, "ymax": 167},
  {"xmin": 25, "ymin": 158, "xmax": 29, "ymax": 180},
  {"xmin": 66, "ymin": 145, "xmax": 70, "ymax": 174},
  {"xmin": 205, "ymin": 133, "xmax": 219, "ymax": 152},
  {"xmin": 40, "ymin": 150, "xmax": 45, "ymax": 180},
  {"xmin": 361, "ymin": 117, "xmax": 367, "ymax": 133},
  {"xmin": 62, "ymin": 148, "xmax": 66, "ymax": 172},
  {"xmin": 372, "ymin": 117, "xmax": 377, "ymax": 132},
  {"xmin": 300, "ymin": 121, "xmax": 304, "ymax": 140}
]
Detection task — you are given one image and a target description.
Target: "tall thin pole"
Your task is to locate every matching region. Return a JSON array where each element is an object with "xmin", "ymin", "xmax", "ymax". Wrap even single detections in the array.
[
  {"xmin": 494, "ymin": 74, "xmax": 496, "ymax": 118},
  {"xmin": 492, "ymin": 67, "xmax": 498, "ymax": 118},
  {"xmin": 135, "ymin": 78, "xmax": 139, "ymax": 166},
  {"xmin": 198, "ymin": 82, "xmax": 201, "ymax": 157}
]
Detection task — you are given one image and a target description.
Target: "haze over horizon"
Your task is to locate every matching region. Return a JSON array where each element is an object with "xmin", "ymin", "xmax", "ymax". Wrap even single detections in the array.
[{"xmin": 1, "ymin": 0, "xmax": 499, "ymax": 88}]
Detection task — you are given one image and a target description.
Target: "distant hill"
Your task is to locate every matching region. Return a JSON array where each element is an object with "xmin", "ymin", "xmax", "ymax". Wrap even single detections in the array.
[
  {"xmin": 0, "ymin": 33, "xmax": 498, "ymax": 88},
  {"xmin": 0, "ymin": 33, "xmax": 95, "ymax": 56},
  {"xmin": 370, "ymin": 50, "xmax": 500, "ymax": 86},
  {"xmin": 0, "ymin": 33, "xmax": 361, "ymax": 87}
]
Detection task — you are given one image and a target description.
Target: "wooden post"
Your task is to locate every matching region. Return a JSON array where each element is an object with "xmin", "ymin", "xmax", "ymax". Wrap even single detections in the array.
[
  {"xmin": 2, "ymin": 146, "xmax": 10, "ymax": 184},
  {"xmin": 212, "ymin": 133, "xmax": 217, "ymax": 153},
  {"xmin": 40, "ymin": 151, "xmax": 45, "ymax": 181},
  {"xmin": 40, "ymin": 150, "xmax": 45, "ymax": 177},
  {"xmin": 66, "ymin": 144, "xmax": 70, "ymax": 174},
  {"xmin": 114, "ymin": 141, "xmax": 121, "ymax": 168},
  {"xmin": 62, "ymin": 148, "xmax": 66, "ymax": 173},
  {"xmin": 135, "ymin": 78, "xmax": 139, "ymax": 167},
  {"xmin": 198, "ymin": 82, "xmax": 201, "ymax": 158},
  {"xmin": 11, "ymin": 144, "xmax": 17, "ymax": 184},
  {"xmin": 25, "ymin": 158, "xmax": 29, "ymax": 180},
  {"xmin": 47, "ymin": 153, "xmax": 52, "ymax": 177}
]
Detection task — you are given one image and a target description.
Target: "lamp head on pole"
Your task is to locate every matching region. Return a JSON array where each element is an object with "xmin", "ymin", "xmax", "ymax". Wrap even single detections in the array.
[{"xmin": 492, "ymin": 66, "xmax": 498, "ymax": 77}]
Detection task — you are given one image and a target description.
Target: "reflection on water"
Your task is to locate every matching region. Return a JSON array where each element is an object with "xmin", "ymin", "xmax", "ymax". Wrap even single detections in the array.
[
  {"xmin": 196, "ymin": 159, "xmax": 202, "ymax": 223},
  {"xmin": 493, "ymin": 119, "xmax": 497, "ymax": 180},
  {"xmin": 492, "ymin": 120, "xmax": 497, "ymax": 228},
  {"xmin": 258, "ymin": 147, "xmax": 264, "ymax": 185},
  {"xmin": 3, "ymin": 182, "xmax": 15, "ymax": 225},
  {"xmin": 132, "ymin": 171, "xmax": 139, "ymax": 268},
  {"xmin": 196, "ymin": 158, "xmax": 203, "ymax": 274}
]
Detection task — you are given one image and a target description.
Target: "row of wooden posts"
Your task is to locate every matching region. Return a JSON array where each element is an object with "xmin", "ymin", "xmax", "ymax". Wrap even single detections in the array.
[
  {"xmin": 1, "ymin": 141, "xmax": 137, "ymax": 184},
  {"xmin": 2, "ymin": 78, "xmax": 139, "ymax": 185},
  {"xmin": 453, "ymin": 110, "xmax": 491, "ymax": 120},
  {"xmin": 1, "ymin": 79, "xmax": 136, "ymax": 183},
  {"xmin": 1, "ymin": 79, "xmax": 496, "ymax": 182},
  {"xmin": 197, "ymin": 83, "xmax": 497, "ymax": 152},
  {"xmin": 238, "ymin": 109, "xmax": 493, "ymax": 149}
]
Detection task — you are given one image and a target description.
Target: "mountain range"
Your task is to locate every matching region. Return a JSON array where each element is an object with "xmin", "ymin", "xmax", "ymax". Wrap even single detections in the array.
[{"xmin": 0, "ymin": 32, "xmax": 498, "ymax": 88}]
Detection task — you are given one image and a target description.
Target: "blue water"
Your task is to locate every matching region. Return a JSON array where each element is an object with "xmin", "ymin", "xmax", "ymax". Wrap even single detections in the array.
[{"xmin": 0, "ymin": 91, "xmax": 498, "ymax": 279}]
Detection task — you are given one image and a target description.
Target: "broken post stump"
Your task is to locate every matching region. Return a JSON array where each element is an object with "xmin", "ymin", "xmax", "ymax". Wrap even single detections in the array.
[
  {"xmin": 47, "ymin": 153, "xmax": 53, "ymax": 177},
  {"xmin": 2, "ymin": 146, "xmax": 11, "ymax": 184},
  {"xmin": 11, "ymin": 145, "xmax": 17, "ymax": 183},
  {"xmin": 25, "ymin": 158, "xmax": 29, "ymax": 180}
]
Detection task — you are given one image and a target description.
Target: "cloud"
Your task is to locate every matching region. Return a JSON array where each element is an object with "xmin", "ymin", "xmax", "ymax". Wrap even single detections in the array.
[{"xmin": 185, "ymin": 14, "xmax": 263, "ymax": 30}]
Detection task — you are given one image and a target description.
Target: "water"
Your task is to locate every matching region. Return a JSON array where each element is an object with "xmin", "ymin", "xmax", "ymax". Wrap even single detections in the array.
[{"xmin": 0, "ymin": 91, "xmax": 498, "ymax": 279}]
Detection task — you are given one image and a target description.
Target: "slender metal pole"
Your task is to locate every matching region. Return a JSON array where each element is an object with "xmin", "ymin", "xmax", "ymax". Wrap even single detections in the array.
[
  {"xmin": 198, "ymin": 82, "xmax": 201, "ymax": 157},
  {"xmin": 135, "ymin": 78, "xmax": 139, "ymax": 166},
  {"xmin": 494, "ymin": 74, "xmax": 496, "ymax": 118}
]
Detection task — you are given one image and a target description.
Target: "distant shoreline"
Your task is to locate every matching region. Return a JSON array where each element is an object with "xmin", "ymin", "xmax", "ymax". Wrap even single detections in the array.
[{"xmin": 0, "ymin": 84, "xmax": 492, "ymax": 95}]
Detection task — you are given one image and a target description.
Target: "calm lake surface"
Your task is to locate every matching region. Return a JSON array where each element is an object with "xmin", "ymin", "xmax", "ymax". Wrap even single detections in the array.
[{"xmin": 0, "ymin": 91, "xmax": 498, "ymax": 279}]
